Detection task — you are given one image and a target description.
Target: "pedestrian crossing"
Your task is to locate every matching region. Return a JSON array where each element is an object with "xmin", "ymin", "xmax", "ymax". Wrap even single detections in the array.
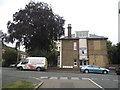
[
  {"xmin": 37, "ymin": 76, "xmax": 118, "ymax": 82},
  {"xmin": 39, "ymin": 76, "xmax": 81, "ymax": 80}
]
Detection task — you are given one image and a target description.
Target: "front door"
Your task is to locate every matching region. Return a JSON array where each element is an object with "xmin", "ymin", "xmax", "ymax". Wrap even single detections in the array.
[{"xmin": 80, "ymin": 60, "xmax": 88, "ymax": 66}]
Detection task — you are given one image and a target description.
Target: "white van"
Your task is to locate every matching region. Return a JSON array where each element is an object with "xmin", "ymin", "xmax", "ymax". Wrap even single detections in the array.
[{"xmin": 17, "ymin": 57, "xmax": 48, "ymax": 71}]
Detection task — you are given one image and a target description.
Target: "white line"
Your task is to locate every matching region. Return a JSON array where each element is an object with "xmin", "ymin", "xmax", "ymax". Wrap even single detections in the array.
[
  {"xmin": 71, "ymin": 77, "xmax": 79, "ymax": 80},
  {"xmin": 91, "ymin": 78, "xmax": 98, "ymax": 80},
  {"xmin": 113, "ymin": 80, "xmax": 118, "ymax": 82},
  {"xmin": 30, "ymin": 76, "xmax": 41, "ymax": 80},
  {"xmin": 60, "ymin": 77, "xmax": 68, "ymax": 79},
  {"xmin": 102, "ymin": 79, "xmax": 110, "ymax": 81},
  {"xmin": 82, "ymin": 78, "xmax": 89, "ymax": 80},
  {"xmin": 40, "ymin": 77, "xmax": 48, "ymax": 79},
  {"xmin": 33, "ymin": 81, "xmax": 44, "ymax": 90},
  {"xmin": 49, "ymin": 77, "xmax": 58, "ymax": 79},
  {"xmin": 88, "ymin": 78, "xmax": 105, "ymax": 90}
]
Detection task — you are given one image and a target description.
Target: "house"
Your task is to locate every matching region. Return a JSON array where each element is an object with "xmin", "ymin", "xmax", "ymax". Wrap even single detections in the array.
[
  {"xmin": 59, "ymin": 24, "xmax": 109, "ymax": 69},
  {"xmin": 2, "ymin": 44, "xmax": 27, "ymax": 62}
]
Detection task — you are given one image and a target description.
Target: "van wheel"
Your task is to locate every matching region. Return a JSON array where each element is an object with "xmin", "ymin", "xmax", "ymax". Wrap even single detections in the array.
[
  {"xmin": 36, "ymin": 67, "xmax": 41, "ymax": 71},
  {"xmin": 19, "ymin": 67, "xmax": 23, "ymax": 71}
]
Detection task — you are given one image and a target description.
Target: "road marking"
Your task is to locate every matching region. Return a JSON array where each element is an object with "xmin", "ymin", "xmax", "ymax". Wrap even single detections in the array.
[
  {"xmin": 49, "ymin": 77, "xmax": 58, "ymax": 79},
  {"xmin": 91, "ymin": 78, "xmax": 98, "ymax": 80},
  {"xmin": 113, "ymin": 80, "xmax": 118, "ymax": 82},
  {"xmin": 88, "ymin": 78, "xmax": 105, "ymax": 90},
  {"xmin": 30, "ymin": 76, "xmax": 41, "ymax": 81},
  {"xmin": 71, "ymin": 77, "xmax": 79, "ymax": 80},
  {"xmin": 82, "ymin": 78, "xmax": 89, "ymax": 80},
  {"xmin": 102, "ymin": 79, "xmax": 110, "ymax": 81},
  {"xmin": 40, "ymin": 77, "xmax": 48, "ymax": 79},
  {"xmin": 60, "ymin": 77, "xmax": 68, "ymax": 80}
]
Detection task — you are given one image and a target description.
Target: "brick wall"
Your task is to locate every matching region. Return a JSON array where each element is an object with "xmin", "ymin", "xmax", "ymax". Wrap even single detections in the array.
[
  {"xmin": 61, "ymin": 39, "xmax": 79, "ymax": 68},
  {"xmin": 88, "ymin": 39, "xmax": 109, "ymax": 68}
]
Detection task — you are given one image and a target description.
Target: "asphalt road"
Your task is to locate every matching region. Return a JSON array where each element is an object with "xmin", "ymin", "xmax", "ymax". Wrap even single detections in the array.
[{"xmin": 1, "ymin": 67, "xmax": 119, "ymax": 89}]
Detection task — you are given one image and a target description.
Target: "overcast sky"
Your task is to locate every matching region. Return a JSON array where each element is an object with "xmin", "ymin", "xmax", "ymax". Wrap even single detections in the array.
[{"xmin": 0, "ymin": 0, "xmax": 119, "ymax": 51}]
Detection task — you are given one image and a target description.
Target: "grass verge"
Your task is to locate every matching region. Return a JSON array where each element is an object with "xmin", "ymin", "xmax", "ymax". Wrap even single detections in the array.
[{"xmin": 2, "ymin": 80, "xmax": 37, "ymax": 90}]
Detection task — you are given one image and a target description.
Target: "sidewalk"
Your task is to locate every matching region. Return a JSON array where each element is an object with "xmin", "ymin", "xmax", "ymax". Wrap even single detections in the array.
[{"xmin": 39, "ymin": 79, "xmax": 99, "ymax": 88}]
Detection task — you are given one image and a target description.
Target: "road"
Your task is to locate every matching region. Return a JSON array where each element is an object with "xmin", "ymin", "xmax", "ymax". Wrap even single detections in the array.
[{"xmin": 1, "ymin": 67, "xmax": 119, "ymax": 89}]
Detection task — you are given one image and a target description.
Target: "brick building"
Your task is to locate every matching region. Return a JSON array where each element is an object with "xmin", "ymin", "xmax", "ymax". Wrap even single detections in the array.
[{"xmin": 59, "ymin": 24, "xmax": 109, "ymax": 69}]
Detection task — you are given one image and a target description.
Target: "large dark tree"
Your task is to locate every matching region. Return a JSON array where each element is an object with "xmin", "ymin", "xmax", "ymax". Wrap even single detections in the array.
[
  {"xmin": 7, "ymin": 1, "xmax": 65, "ymax": 52},
  {"xmin": 107, "ymin": 41, "xmax": 120, "ymax": 64}
]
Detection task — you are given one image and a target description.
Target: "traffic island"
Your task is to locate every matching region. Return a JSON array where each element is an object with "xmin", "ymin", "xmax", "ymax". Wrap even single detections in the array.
[{"xmin": 1, "ymin": 80, "xmax": 43, "ymax": 90}]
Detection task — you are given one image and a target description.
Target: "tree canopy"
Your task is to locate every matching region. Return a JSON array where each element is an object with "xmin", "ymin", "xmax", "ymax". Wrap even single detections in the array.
[
  {"xmin": 107, "ymin": 41, "xmax": 120, "ymax": 64},
  {"xmin": 2, "ymin": 48, "xmax": 17, "ymax": 66},
  {"xmin": 7, "ymin": 1, "xmax": 65, "ymax": 52}
]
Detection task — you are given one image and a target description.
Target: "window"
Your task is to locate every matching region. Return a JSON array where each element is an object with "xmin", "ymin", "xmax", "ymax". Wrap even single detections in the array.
[
  {"xmin": 82, "ymin": 50, "xmax": 84, "ymax": 54},
  {"xmin": 80, "ymin": 60, "xmax": 82, "ymax": 65},
  {"xmin": 84, "ymin": 61, "xmax": 86, "ymax": 65},
  {"xmin": 80, "ymin": 48, "xmax": 86, "ymax": 55},
  {"xmin": 73, "ymin": 42, "xmax": 77, "ymax": 50},
  {"xmin": 21, "ymin": 61, "xmax": 28, "ymax": 64},
  {"xmin": 74, "ymin": 59, "xmax": 77, "ymax": 66}
]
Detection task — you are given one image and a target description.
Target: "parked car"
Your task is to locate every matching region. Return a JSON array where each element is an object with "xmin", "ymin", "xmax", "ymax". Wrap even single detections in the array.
[
  {"xmin": 9, "ymin": 64, "xmax": 16, "ymax": 68},
  {"xmin": 115, "ymin": 66, "xmax": 120, "ymax": 75},
  {"xmin": 80, "ymin": 65, "xmax": 110, "ymax": 74}
]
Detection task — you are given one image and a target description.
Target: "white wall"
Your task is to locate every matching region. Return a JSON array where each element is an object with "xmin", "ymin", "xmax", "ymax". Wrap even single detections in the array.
[
  {"xmin": 79, "ymin": 39, "xmax": 88, "ymax": 60},
  {"xmin": 59, "ymin": 41, "xmax": 62, "ymax": 68}
]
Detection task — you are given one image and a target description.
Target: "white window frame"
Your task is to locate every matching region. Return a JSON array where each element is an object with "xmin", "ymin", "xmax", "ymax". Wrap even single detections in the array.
[{"xmin": 73, "ymin": 42, "xmax": 77, "ymax": 50}]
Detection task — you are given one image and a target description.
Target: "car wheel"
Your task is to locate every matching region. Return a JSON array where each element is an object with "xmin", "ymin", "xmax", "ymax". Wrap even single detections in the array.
[
  {"xmin": 84, "ymin": 69, "xmax": 89, "ymax": 73},
  {"xmin": 116, "ymin": 73, "xmax": 120, "ymax": 75},
  {"xmin": 36, "ymin": 67, "xmax": 41, "ymax": 71},
  {"xmin": 103, "ymin": 70, "xmax": 108, "ymax": 74},
  {"xmin": 19, "ymin": 67, "xmax": 23, "ymax": 71}
]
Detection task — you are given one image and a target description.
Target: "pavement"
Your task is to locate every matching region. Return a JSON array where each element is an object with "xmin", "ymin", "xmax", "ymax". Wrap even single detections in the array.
[{"xmin": 39, "ymin": 79, "xmax": 99, "ymax": 88}]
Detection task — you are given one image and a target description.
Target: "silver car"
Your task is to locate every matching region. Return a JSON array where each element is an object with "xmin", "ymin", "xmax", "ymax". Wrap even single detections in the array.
[{"xmin": 80, "ymin": 65, "xmax": 110, "ymax": 74}]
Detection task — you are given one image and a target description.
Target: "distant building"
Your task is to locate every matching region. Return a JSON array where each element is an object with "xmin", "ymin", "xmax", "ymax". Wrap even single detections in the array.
[
  {"xmin": 59, "ymin": 24, "xmax": 109, "ymax": 69},
  {"xmin": 2, "ymin": 44, "xmax": 27, "ymax": 62}
]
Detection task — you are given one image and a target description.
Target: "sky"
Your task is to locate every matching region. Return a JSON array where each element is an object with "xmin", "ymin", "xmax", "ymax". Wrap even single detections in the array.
[{"xmin": 0, "ymin": 0, "xmax": 119, "ymax": 51}]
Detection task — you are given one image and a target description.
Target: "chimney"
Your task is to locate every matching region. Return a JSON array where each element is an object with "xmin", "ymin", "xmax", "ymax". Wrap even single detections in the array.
[{"xmin": 68, "ymin": 24, "xmax": 72, "ymax": 38}]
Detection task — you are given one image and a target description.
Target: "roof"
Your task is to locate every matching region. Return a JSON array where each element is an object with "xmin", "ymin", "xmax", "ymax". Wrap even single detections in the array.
[
  {"xmin": 88, "ymin": 34, "xmax": 108, "ymax": 40},
  {"xmin": 59, "ymin": 36, "xmax": 79, "ymax": 40},
  {"xmin": 59, "ymin": 34, "xmax": 108, "ymax": 40}
]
